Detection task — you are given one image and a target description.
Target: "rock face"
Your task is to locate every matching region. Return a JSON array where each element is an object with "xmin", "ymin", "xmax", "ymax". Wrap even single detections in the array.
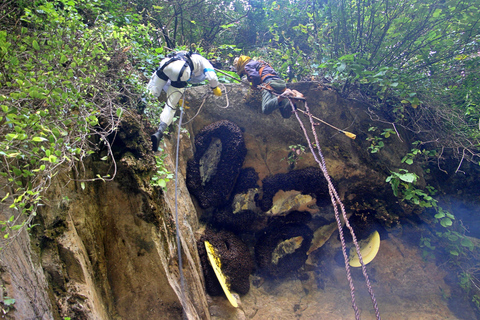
[
  {"xmin": 0, "ymin": 111, "xmax": 210, "ymax": 320},
  {"xmin": 1, "ymin": 83, "xmax": 478, "ymax": 320}
]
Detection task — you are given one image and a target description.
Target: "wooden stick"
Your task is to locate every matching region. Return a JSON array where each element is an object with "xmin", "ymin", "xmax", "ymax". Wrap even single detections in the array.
[
  {"xmin": 259, "ymin": 85, "xmax": 356, "ymax": 139},
  {"xmin": 296, "ymin": 108, "xmax": 356, "ymax": 139}
]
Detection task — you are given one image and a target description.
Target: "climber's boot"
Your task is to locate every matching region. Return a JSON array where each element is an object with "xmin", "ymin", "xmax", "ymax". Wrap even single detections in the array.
[
  {"xmin": 151, "ymin": 122, "xmax": 168, "ymax": 152},
  {"xmin": 279, "ymin": 99, "xmax": 293, "ymax": 119}
]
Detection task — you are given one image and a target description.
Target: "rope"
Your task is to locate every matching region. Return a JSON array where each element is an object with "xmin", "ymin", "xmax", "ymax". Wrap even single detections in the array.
[
  {"xmin": 182, "ymin": 83, "xmax": 230, "ymax": 125},
  {"xmin": 181, "ymin": 91, "xmax": 209, "ymax": 125},
  {"xmin": 287, "ymin": 97, "xmax": 381, "ymax": 320},
  {"xmin": 174, "ymin": 95, "xmax": 187, "ymax": 320}
]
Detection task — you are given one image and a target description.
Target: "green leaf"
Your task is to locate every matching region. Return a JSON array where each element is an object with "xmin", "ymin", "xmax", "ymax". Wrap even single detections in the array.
[
  {"xmin": 3, "ymin": 298, "xmax": 15, "ymax": 306},
  {"xmin": 159, "ymin": 179, "xmax": 166, "ymax": 188},
  {"xmin": 32, "ymin": 40, "xmax": 40, "ymax": 50},
  {"xmin": 398, "ymin": 173, "xmax": 417, "ymax": 183},
  {"xmin": 10, "ymin": 56, "xmax": 19, "ymax": 66},
  {"xmin": 5, "ymin": 133, "xmax": 18, "ymax": 141},
  {"xmin": 434, "ymin": 212, "xmax": 445, "ymax": 219},
  {"xmin": 447, "ymin": 234, "xmax": 458, "ymax": 242},
  {"xmin": 81, "ymin": 182, "xmax": 85, "ymax": 190},
  {"xmin": 1, "ymin": 193, "xmax": 9, "ymax": 202},
  {"xmin": 433, "ymin": 9, "xmax": 442, "ymax": 18},
  {"xmin": 460, "ymin": 237, "xmax": 473, "ymax": 248},
  {"xmin": 11, "ymin": 224, "xmax": 23, "ymax": 231},
  {"xmin": 440, "ymin": 217, "xmax": 452, "ymax": 227},
  {"xmin": 116, "ymin": 107, "xmax": 123, "ymax": 118},
  {"xmin": 32, "ymin": 137, "xmax": 48, "ymax": 142}
]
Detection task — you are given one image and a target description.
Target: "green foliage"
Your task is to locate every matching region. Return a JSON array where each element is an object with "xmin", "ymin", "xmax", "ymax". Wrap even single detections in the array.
[
  {"xmin": 114, "ymin": 0, "xmax": 249, "ymax": 50},
  {"xmin": 398, "ymin": 142, "xmax": 438, "ymax": 166},
  {"xmin": 216, "ymin": 69, "xmax": 242, "ymax": 84},
  {"xmin": 386, "ymin": 169, "xmax": 429, "ymax": 204},
  {"xmin": 386, "ymin": 169, "xmax": 476, "ymax": 260},
  {"xmin": 234, "ymin": 0, "xmax": 480, "ymax": 166},
  {"xmin": 281, "ymin": 144, "xmax": 306, "ymax": 167},
  {"xmin": 3, "ymin": 298, "xmax": 15, "ymax": 306},
  {"xmin": 0, "ymin": 0, "xmax": 162, "ymax": 248},
  {"xmin": 150, "ymin": 153, "xmax": 174, "ymax": 191},
  {"xmin": 420, "ymin": 236, "xmax": 436, "ymax": 260},
  {"xmin": 434, "ymin": 207, "xmax": 455, "ymax": 228},
  {"xmin": 387, "ymin": 166, "xmax": 480, "ymax": 311},
  {"xmin": 1, "ymin": 297, "xmax": 15, "ymax": 314},
  {"xmin": 459, "ymin": 271, "xmax": 480, "ymax": 311},
  {"xmin": 365, "ymin": 127, "xmax": 383, "ymax": 153}
]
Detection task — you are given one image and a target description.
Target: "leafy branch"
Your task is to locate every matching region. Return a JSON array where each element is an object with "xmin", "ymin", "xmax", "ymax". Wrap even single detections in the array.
[{"xmin": 0, "ymin": 0, "xmax": 155, "ymax": 249}]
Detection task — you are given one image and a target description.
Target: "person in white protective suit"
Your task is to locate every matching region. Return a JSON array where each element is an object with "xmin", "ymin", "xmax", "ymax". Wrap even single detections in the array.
[{"xmin": 147, "ymin": 51, "xmax": 222, "ymax": 151}]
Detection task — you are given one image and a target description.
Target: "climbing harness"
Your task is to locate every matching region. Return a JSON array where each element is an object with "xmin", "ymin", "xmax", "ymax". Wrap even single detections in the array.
[
  {"xmin": 157, "ymin": 51, "xmax": 196, "ymax": 88},
  {"xmin": 284, "ymin": 94, "xmax": 381, "ymax": 320},
  {"xmin": 257, "ymin": 61, "xmax": 282, "ymax": 86}
]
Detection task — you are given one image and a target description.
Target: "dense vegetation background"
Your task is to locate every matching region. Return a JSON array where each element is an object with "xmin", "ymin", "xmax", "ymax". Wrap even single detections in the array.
[{"xmin": 1, "ymin": 0, "xmax": 480, "ymax": 312}]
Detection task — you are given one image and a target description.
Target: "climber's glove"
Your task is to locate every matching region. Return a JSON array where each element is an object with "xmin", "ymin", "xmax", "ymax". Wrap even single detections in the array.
[
  {"xmin": 177, "ymin": 99, "xmax": 189, "ymax": 109},
  {"xmin": 212, "ymin": 87, "xmax": 222, "ymax": 97}
]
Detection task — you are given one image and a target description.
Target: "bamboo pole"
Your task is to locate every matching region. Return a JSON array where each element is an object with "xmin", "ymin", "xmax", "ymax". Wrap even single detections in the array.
[
  {"xmin": 296, "ymin": 108, "xmax": 356, "ymax": 139},
  {"xmin": 214, "ymin": 68, "xmax": 240, "ymax": 81}
]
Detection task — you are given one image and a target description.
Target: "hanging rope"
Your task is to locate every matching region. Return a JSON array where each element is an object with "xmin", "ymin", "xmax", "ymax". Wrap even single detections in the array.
[
  {"xmin": 170, "ymin": 84, "xmax": 232, "ymax": 318},
  {"xmin": 174, "ymin": 95, "xmax": 187, "ymax": 320},
  {"xmin": 288, "ymin": 96, "xmax": 381, "ymax": 320}
]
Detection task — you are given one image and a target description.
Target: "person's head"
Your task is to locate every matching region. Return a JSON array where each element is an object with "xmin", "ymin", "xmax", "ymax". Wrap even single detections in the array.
[{"xmin": 233, "ymin": 55, "xmax": 251, "ymax": 75}]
